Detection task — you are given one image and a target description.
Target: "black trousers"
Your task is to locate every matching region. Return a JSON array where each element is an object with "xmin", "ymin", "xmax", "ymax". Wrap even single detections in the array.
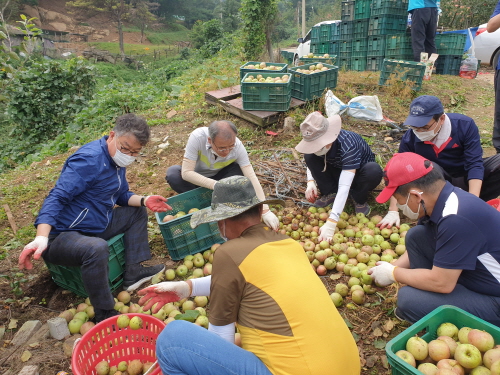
[
  {"xmin": 493, "ymin": 69, "xmax": 500, "ymax": 153},
  {"xmin": 435, "ymin": 154, "xmax": 500, "ymax": 201},
  {"xmin": 166, "ymin": 163, "xmax": 243, "ymax": 193},
  {"xmin": 410, "ymin": 7, "xmax": 438, "ymax": 62},
  {"xmin": 304, "ymin": 154, "xmax": 383, "ymax": 204}
]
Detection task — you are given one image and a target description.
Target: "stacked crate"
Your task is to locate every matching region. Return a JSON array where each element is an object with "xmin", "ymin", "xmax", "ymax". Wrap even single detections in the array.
[
  {"xmin": 367, "ymin": 0, "xmax": 409, "ymax": 71},
  {"xmin": 434, "ymin": 33, "xmax": 467, "ymax": 75}
]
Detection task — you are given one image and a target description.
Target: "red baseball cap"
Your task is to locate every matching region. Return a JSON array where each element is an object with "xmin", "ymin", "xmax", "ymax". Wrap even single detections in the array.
[{"xmin": 376, "ymin": 153, "xmax": 434, "ymax": 203}]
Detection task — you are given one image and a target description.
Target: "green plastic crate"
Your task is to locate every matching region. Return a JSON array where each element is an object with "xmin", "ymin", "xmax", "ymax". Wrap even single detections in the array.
[
  {"xmin": 240, "ymin": 72, "xmax": 292, "ymax": 111},
  {"xmin": 45, "ymin": 234, "xmax": 126, "ymax": 297},
  {"xmin": 385, "ymin": 34, "xmax": 413, "ymax": 60},
  {"xmin": 299, "ymin": 55, "xmax": 337, "ymax": 66},
  {"xmin": 379, "ymin": 58, "xmax": 426, "ymax": 91},
  {"xmin": 280, "ymin": 50, "xmax": 295, "ymax": 65},
  {"xmin": 156, "ymin": 187, "xmax": 223, "ymax": 261},
  {"xmin": 353, "ymin": 18, "xmax": 369, "ymax": 39},
  {"xmin": 318, "ymin": 42, "xmax": 330, "ymax": 54},
  {"xmin": 371, "ymin": 0, "xmax": 409, "ymax": 17},
  {"xmin": 340, "ymin": 20, "xmax": 354, "ymax": 39},
  {"xmin": 367, "ymin": 36, "xmax": 387, "ymax": 57},
  {"xmin": 338, "ymin": 57, "xmax": 352, "ymax": 70},
  {"xmin": 311, "ymin": 26, "xmax": 320, "ymax": 43},
  {"xmin": 351, "ymin": 38, "xmax": 368, "ymax": 58},
  {"xmin": 355, "ymin": 0, "xmax": 371, "ymax": 19},
  {"xmin": 368, "ymin": 15, "xmax": 407, "ymax": 36},
  {"xmin": 288, "ymin": 63, "xmax": 338, "ymax": 101},
  {"xmin": 386, "ymin": 305, "xmax": 500, "ymax": 375},
  {"xmin": 435, "ymin": 33, "xmax": 467, "ymax": 56},
  {"xmin": 435, "ymin": 54, "xmax": 462, "ymax": 75},
  {"xmin": 330, "ymin": 22, "xmax": 341, "ymax": 40},
  {"xmin": 319, "ymin": 24, "xmax": 331, "ymax": 43},
  {"xmin": 366, "ymin": 57, "xmax": 385, "ymax": 71},
  {"xmin": 352, "ymin": 57, "xmax": 367, "ymax": 71},
  {"xmin": 311, "ymin": 42, "xmax": 320, "ymax": 54},
  {"xmin": 341, "ymin": 1, "xmax": 355, "ymax": 21},
  {"xmin": 239, "ymin": 61, "xmax": 288, "ymax": 80},
  {"xmin": 329, "ymin": 41, "xmax": 340, "ymax": 56},
  {"xmin": 339, "ymin": 39, "xmax": 352, "ymax": 59}
]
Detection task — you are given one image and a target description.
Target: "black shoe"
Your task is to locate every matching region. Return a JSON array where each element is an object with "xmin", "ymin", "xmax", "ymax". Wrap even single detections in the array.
[
  {"xmin": 95, "ymin": 308, "xmax": 119, "ymax": 323},
  {"xmin": 123, "ymin": 263, "xmax": 165, "ymax": 292}
]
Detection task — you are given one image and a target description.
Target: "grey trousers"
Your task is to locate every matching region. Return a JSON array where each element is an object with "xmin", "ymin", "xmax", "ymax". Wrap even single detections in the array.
[
  {"xmin": 42, "ymin": 206, "xmax": 150, "ymax": 310},
  {"xmin": 396, "ymin": 225, "xmax": 500, "ymax": 326}
]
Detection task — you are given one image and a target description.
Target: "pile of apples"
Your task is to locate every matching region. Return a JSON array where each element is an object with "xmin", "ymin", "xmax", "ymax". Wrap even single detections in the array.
[
  {"xmin": 95, "ymin": 358, "xmax": 154, "ymax": 375},
  {"xmin": 396, "ymin": 322, "xmax": 500, "ymax": 374},
  {"xmin": 304, "ymin": 53, "xmax": 331, "ymax": 59},
  {"xmin": 243, "ymin": 74, "xmax": 290, "ymax": 84},
  {"xmin": 162, "ymin": 207, "xmax": 199, "ymax": 222},
  {"xmin": 244, "ymin": 62, "xmax": 283, "ymax": 70},
  {"xmin": 294, "ymin": 63, "xmax": 330, "ymax": 74}
]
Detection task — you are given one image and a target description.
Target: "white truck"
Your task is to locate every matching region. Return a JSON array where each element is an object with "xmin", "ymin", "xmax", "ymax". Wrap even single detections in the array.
[{"xmin": 285, "ymin": 20, "xmax": 341, "ymax": 65}]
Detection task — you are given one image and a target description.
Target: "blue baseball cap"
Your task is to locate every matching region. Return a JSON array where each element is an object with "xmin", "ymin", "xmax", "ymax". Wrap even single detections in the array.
[{"xmin": 404, "ymin": 95, "xmax": 444, "ymax": 128}]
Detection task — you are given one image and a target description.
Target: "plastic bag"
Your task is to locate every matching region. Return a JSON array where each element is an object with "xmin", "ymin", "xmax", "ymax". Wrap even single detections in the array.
[
  {"xmin": 459, "ymin": 54, "xmax": 478, "ymax": 79},
  {"xmin": 324, "ymin": 90, "xmax": 348, "ymax": 118},
  {"xmin": 346, "ymin": 95, "xmax": 383, "ymax": 122}
]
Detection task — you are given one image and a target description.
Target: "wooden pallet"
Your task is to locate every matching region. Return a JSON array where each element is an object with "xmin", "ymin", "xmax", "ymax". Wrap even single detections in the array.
[{"xmin": 205, "ymin": 85, "xmax": 306, "ymax": 127}]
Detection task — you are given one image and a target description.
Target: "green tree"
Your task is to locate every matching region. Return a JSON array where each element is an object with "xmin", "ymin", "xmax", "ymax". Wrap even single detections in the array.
[
  {"xmin": 214, "ymin": 0, "xmax": 241, "ymax": 32},
  {"xmin": 129, "ymin": 1, "xmax": 159, "ymax": 43},
  {"xmin": 440, "ymin": 0, "xmax": 497, "ymax": 29},
  {"xmin": 241, "ymin": 0, "xmax": 278, "ymax": 60},
  {"xmin": 67, "ymin": 0, "xmax": 131, "ymax": 56}
]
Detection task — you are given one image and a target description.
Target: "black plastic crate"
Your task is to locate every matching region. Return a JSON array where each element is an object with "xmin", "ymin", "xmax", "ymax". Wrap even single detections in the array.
[
  {"xmin": 367, "ymin": 36, "xmax": 387, "ymax": 57},
  {"xmin": 368, "ymin": 15, "xmax": 407, "ymax": 36},
  {"xmin": 355, "ymin": 0, "xmax": 371, "ymax": 19},
  {"xmin": 435, "ymin": 54, "xmax": 462, "ymax": 75},
  {"xmin": 340, "ymin": 20, "xmax": 354, "ymax": 39},
  {"xmin": 352, "ymin": 57, "xmax": 367, "ymax": 71},
  {"xmin": 378, "ymin": 58, "xmax": 426, "ymax": 91},
  {"xmin": 366, "ymin": 56, "xmax": 385, "ymax": 71},
  {"xmin": 435, "ymin": 33, "xmax": 467, "ymax": 55},
  {"xmin": 288, "ymin": 63, "xmax": 339, "ymax": 101},
  {"xmin": 339, "ymin": 39, "xmax": 352, "ymax": 59},
  {"xmin": 371, "ymin": 0, "xmax": 409, "ymax": 17},
  {"xmin": 241, "ymin": 72, "xmax": 292, "ymax": 111},
  {"xmin": 353, "ymin": 18, "xmax": 369, "ymax": 38},
  {"xmin": 351, "ymin": 38, "xmax": 368, "ymax": 58},
  {"xmin": 341, "ymin": 1, "xmax": 355, "ymax": 21}
]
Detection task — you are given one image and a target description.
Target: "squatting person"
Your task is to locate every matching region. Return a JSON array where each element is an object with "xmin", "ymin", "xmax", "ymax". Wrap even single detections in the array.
[
  {"xmin": 370, "ymin": 152, "xmax": 500, "ymax": 326},
  {"xmin": 138, "ymin": 176, "xmax": 361, "ymax": 375},
  {"xmin": 19, "ymin": 113, "xmax": 170, "ymax": 322},
  {"xmin": 295, "ymin": 111, "xmax": 383, "ymax": 242},
  {"xmin": 379, "ymin": 95, "xmax": 500, "ymax": 228},
  {"xmin": 165, "ymin": 120, "xmax": 279, "ymax": 230}
]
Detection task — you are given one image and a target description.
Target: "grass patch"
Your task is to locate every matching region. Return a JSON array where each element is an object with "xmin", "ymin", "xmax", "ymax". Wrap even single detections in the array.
[{"xmin": 146, "ymin": 30, "xmax": 190, "ymax": 45}]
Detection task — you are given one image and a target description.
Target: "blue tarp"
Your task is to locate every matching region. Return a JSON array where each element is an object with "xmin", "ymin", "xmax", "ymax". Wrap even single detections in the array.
[{"xmin": 439, "ymin": 27, "xmax": 479, "ymax": 52}]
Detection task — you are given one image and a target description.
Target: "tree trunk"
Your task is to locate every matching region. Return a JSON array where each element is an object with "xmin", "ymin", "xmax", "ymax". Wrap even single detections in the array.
[
  {"xmin": 118, "ymin": 19, "xmax": 125, "ymax": 56},
  {"xmin": 140, "ymin": 25, "xmax": 144, "ymax": 44},
  {"xmin": 265, "ymin": 28, "xmax": 273, "ymax": 62}
]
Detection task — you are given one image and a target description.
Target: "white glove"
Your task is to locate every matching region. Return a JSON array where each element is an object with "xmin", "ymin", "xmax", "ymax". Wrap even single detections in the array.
[
  {"xmin": 368, "ymin": 261, "xmax": 397, "ymax": 286},
  {"xmin": 318, "ymin": 220, "xmax": 337, "ymax": 242},
  {"xmin": 305, "ymin": 180, "xmax": 318, "ymax": 203},
  {"xmin": 137, "ymin": 281, "xmax": 191, "ymax": 313},
  {"xmin": 18, "ymin": 236, "xmax": 49, "ymax": 270},
  {"xmin": 262, "ymin": 210, "xmax": 279, "ymax": 231},
  {"xmin": 378, "ymin": 211, "xmax": 400, "ymax": 229}
]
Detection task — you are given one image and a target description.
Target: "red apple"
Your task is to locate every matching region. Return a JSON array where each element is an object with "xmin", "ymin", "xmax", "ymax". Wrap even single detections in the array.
[
  {"xmin": 468, "ymin": 329, "xmax": 495, "ymax": 352},
  {"xmin": 429, "ymin": 339, "xmax": 451, "ymax": 361},
  {"xmin": 437, "ymin": 359, "xmax": 465, "ymax": 375},
  {"xmin": 438, "ymin": 335, "xmax": 458, "ymax": 357}
]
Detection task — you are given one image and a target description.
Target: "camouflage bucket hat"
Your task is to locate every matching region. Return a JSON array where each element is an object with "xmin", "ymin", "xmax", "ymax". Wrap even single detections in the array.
[{"xmin": 190, "ymin": 175, "xmax": 284, "ymax": 228}]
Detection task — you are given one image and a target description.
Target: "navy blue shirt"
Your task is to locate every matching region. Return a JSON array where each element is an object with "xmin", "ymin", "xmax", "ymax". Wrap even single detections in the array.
[
  {"xmin": 326, "ymin": 129, "xmax": 375, "ymax": 170},
  {"xmin": 492, "ymin": 0, "xmax": 500, "ymax": 70},
  {"xmin": 399, "ymin": 113, "xmax": 484, "ymax": 180},
  {"xmin": 425, "ymin": 182, "xmax": 500, "ymax": 297}
]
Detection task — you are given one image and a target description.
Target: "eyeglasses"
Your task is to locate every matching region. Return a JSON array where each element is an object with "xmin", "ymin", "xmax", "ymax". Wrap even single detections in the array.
[
  {"xmin": 410, "ymin": 120, "xmax": 438, "ymax": 132},
  {"xmin": 212, "ymin": 140, "xmax": 236, "ymax": 153},
  {"xmin": 116, "ymin": 137, "xmax": 141, "ymax": 156}
]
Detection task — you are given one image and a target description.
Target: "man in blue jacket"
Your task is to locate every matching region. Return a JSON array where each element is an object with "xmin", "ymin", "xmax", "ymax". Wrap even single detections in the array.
[
  {"xmin": 18, "ymin": 113, "xmax": 171, "ymax": 322},
  {"xmin": 379, "ymin": 95, "xmax": 500, "ymax": 228},
  {"xmin": 487, "ymin": 1, "xmax": 500, "ymax": 153},
  {"xmin": 409, "ymin": 0, "xmax": 438, "ymax": 62}
]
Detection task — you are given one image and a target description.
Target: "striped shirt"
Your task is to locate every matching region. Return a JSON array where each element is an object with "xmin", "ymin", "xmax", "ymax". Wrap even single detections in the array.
[{"xmin": 326, "ymin": 129, "xmax": 375, "ymax": 170}]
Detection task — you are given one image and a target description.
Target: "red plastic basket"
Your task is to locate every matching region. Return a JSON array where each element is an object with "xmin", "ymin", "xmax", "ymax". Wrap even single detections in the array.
[
  {"xmin": 487, "ymin": 199, "xmax": 500, "ymax": 211},
  {"xmin": 71, "ymin": 313, "xmax": 165, "ymax": 375}
]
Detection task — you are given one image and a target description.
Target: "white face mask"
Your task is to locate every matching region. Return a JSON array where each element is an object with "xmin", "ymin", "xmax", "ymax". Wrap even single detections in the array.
[
  {"xmin": 220, "ymin": 220, "xmax": 228, "ymax": 242},
  {"xmin": 396, "ymin": 192, "xmax": 422, "ymax": 220},
  {"xmin": 211, "ymin": 148, "xmax": 224, "ymax": 158},
  {"xmin": 314, "ymin": 145, "xmax": 330, "ymax": 156},
  {"xmin": 112, "ymin": 138, "xmax": 136, "ymax": 167},
  {"xmin": 413, "ymin": 121, "xmax": 442, "ymax": 142}
]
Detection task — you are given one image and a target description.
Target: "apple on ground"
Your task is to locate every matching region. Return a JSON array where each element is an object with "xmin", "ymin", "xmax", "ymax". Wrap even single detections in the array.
[{"xmin": 395, "ymin": 350, "xmax": 416, "ymax": 367}]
